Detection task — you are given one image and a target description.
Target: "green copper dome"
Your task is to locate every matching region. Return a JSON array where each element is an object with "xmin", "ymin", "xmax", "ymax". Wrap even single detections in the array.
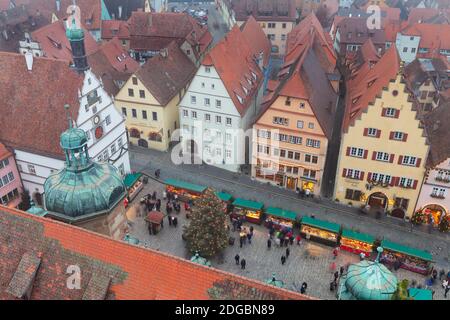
[
  {"xmin": 60, "ymin": 127, "xmax": 87, "ymax": 150},
  {"xmin": 66, "ymin": 18, "xmax": 84, "ymax": 41}
]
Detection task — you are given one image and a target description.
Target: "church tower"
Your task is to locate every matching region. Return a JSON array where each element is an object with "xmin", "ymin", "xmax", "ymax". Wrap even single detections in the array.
[{"xmin": 66, "ymin": 16, "xmax": 89, "ymax": 73}]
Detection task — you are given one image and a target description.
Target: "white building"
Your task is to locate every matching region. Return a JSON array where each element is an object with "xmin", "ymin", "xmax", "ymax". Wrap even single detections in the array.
[
  {"xmin": 178, "ymin": 23, "xmax": 271, "ymax": 173},
  {"xmin": 395, "ymin": 33, "xmax": 421, "ymax": 64},
  {"xmin": 0, "ymin": 52, "xmax": 130, "ymax": 205}
]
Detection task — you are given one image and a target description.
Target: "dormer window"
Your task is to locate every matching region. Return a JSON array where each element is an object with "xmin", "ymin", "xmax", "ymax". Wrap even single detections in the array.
[
  {"xmin": 367, "ymin": 80, "xmax": 375, "ymax": 87},
  {"xmin": 352, "ymin": 96, "xmax": 360, "ymax": 104},
  {"xmin": 236, "ymin": 94, "xmax": 243, "ymax": 104},
  {"xmin": 251, "ymin": 72, "xmax": 257, "ymax": 80},
  {"xmin": 242, "ymin": 85, "xmax": 248, "ymax": 95}
]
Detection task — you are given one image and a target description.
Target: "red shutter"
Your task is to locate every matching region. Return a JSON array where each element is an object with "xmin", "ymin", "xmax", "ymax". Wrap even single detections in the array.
[
  {"xmin": 342, "ymin": 168, "xmax": 347, "ymax": 177},
  {"xmin": 398, "ymin": 155, "xmax": 403, "ymax": 165},
  {"xmin": 376, "ymin": 129, "xmax": 381, "ymax": 138},
  {"xmin": 416, "ymin": 158, "xmax": 422, "ymax": 167},
  {"xmin": 367, "ymin": 172, "xmax": 372, "ymax": 181},
  {"xmin": 402, "ymin": 133, "xmax": 408, "ymax": 142},
  {"xmin": 412, "ymin": 180, "xmax": 418, "ymax": 189},
  {"xmin": 346, "ymin": 147, "xmax": 351, "ymax": 156},
  {"xmin": 360, "ymin": 171, "xmax": 365, "ymax": 181},
  {"xmin": 395, "ymin": 177, "xmax": 401, "ymax": 186},
  {"xmin": 389, "ymin": 154, "xmax": 395, "ymax": 163},
  {"xmin": 395, "ymin": 109, "xmax": 400, "ymax": 118},
  {"xmin": 363, "ymin": 150, "xmax": 368, "ymax": 159},
  {"xmin": 372, "ymin": 151, "xmax": 377, "ymax": 160},
  {"xmin": 389, "ymin": 131, "xmax": 394, "ymax": 140},
  {"xmin": 390, "ymin": 177, "xmax": 395, "ymax": 186},
  {"xmin": 381, "ymin": 108, "xmax": 386, "ymax": 117},
  {"xmin": 363, "ymin": 128, "xmax": 368, "ymax": 136}
]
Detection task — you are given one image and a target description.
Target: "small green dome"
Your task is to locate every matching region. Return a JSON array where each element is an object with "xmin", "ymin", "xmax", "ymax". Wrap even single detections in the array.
[
  {"xmin": 60, "ymin": 127, "xmax": 87, "ymax": 150},
  {"xmin": 44, "ymin": 162, "xmax": 126, "ymax": 219},
  {"xmin": 343, "ymin": 260, "xmax": 398, "ymax": 300},
  {"xmin": 66, "ymin": 26, "xmax": 84, "ymax": 41}
]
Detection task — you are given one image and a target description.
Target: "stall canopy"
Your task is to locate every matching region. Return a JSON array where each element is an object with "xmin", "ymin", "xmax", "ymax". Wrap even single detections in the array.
[
  {"xmin": 232, "ymin": 198, "xmax": 264, "ymax": 210},
  {"xmin": 266, "ymin": 207, "xmax": 297, "ymax": 221},
  {"xmin": 215, "ymin": 192, "xmax": 233, "ymax": 202},
  {"xmin": 124, "ymin": 173, "xmax": 143, "ymax": 188},
  {"xmin": 408, "ymin": 288, "xmax": 432, "ymax": 300},
  {"xmin": 301, "ymin": 216, "xmax": 341, "ymax": 233},
  {"xmin": 164, "ymin": 179, "xmax": 207, "ymax": 193},
  {"xmin": 341, "ymin": 229, "xmax": 375, "ymax": 244},
  {"xmin": 381, "ymin": 240, "xmax": 433, "ymax": 262}
]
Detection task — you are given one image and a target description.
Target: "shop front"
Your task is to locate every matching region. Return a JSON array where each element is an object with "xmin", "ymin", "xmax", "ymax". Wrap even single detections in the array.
[
  {"xmin": 164, "ymin": 179, "xmax": 206, "ymax": 202},
  {"xmin": 380, "ymin": 240, "xmax": 433, "ymax": 275},
  {"xmin": 340, "ymin": 229, "xmax": 375, "ymax": 257},
  {"xmin": 300, "ymin": 216, "xmax": 341, "ymax": 246},
  {"xmin": 414, "ymin": 204, "xmax": 447, "ymax": 227},
  {"xmin": 265, "ymin": 207, "xmax": 297, "ymax": 231},
  {"xmin": 231, "ymin": 198, "xmax": 264, "ymax": 224},
  {"xmin": 124, "ymin": 173, "xmax": 143, "ymax": 201},
  {"xmin": 215, "ymin": 192, "xmax": 233, "ymax": 213}
]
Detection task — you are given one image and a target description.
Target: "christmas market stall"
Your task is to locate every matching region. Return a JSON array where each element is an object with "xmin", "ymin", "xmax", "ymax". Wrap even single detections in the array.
[
  {"xmin": 300, "ymin": 216, "xmax": 341, "ymax": 246},
  {"xmin": 123, "ymin": 172, "xmax": 143, "ymax": 201},
  {"xmin": 215, "ymin": 192, "xmax": 233, "ymax": 213},
  {"xmin": 408, "ymin": 288, "xmax": 433, "ymax": 300},
  {"xmin": 231, "ymin": 198, "xmax": 264, "ymax": 224},
  {"xmin": 340, "ymin": 229, "xmax": 375, "ymax": 257},
  {"xmin": 380, "ymin": 239, "xmax": 433, "ymax": 275},
  {"xmin": 265, "ymin": 207, "xmax": 297, "ymax": 231},
  {"xmin": 145, "ymin": 211, "xmax": 164, "ymax": 235},
  {"xmin": 164, "ymin": 179, "xmax": 207, "ymax": 202}
]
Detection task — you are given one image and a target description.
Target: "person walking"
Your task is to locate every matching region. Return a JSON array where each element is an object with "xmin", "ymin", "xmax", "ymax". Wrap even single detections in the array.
[
  {"xmin": 286, "ymin": 247, "xmax": 290, "ymax": 259},
  {"xmin": 300, "ymin": 282, "xmax": 307, "ymax": 294},
  {"xmin": 281, "ymin": 255, "xmax": 286, "ymax": 265},
  {"xmin": 168, "ymin": 214, "xmax": 172, "ymax": 226},
  {"xmin": 239, "ymin": 237, "xmax": 243, "ymax": 248},
  {"xmin": 250, "ymin": 226, "xmax": 254, "ymax": 234},
  {"xmin": 235, "ymin": 254, "xmax": 240, "ymax": 265},
  {"xmin": 240, "ymin": 259, "xmax": 246, "ymax": 270},
  {"xmin": 334, "ymin": 271, "xmax": 339, "ymax": 282},
  {"xmin": 333, "ymin": 248, "xmax": 339, "ymax": 260},
  {"xmin": 163, "ymin": 191, "xmax": 167, "ymax": 201},
  {"xmin": 445, "ymin": 285, "xmax": 450, "ymax": 298},
  {"xmin": 296, "ymin": 235, "xmax": 301, "ymax": 245},
  {"xmin": 156, "ymin": 199, "xmax": 161, "ymax": 211},
  {"xmin": 247, "ymin": 232, "xmax": 252, "ymax": 244},
  {"xmin": 173, "ymin": 216, "xmax": 178, "ymax": 228},
  {"xmin": 267, "ymin": 238, "xmax": 272, "ymax": 250},
  {"xmin": 339, "ymin": 266, "xmax": 345, "ymax": 277}
]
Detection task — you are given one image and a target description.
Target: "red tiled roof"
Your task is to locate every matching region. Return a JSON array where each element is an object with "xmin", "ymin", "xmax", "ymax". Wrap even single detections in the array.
[
  {"xmin": 402, "ymin": 23, "xmax": 450, "ymax": 58},
  {"xmin": 346, "ymin": 39, "xmax": 381, "ymax": 75},
  {"xmin": 407, "ymin": 8, "xmax": 450, "ymax": 25},
  {"xmin": 0, "ymin": 142, "xmax": 12, "ymax": 161},
  {"xmin": 240, "ymin": 16, "xmax": 272, "ymax": 67},
  {"xmin": 335, "ymin": 17, "xmax": 386, "ymax": 46},
  {"xmin": 423, "ymin": 102, "xmax": 450, "ymax": 168},
  {"xmin": 31, "ymin": 20, "xmax": 99, "ymax": 61},
  {"xmin": 202, "ymin": 25, "xmax": 265, "ymax": 116},
  {"xmin": 227, "ymin": 0, "xmax": 297, "ymax": 22},
  {"xmin": 101, "ymin": 20, "xmax": 131, "ymax": 40},
  {"xmin": 343, "ymin": 46, "xmax": 400, "ymax": 132},
  {"xmin": 0, "ymin": 52, "xmax": 83, "ymax": 159},
  {"xmin": 0, "ymin": 205, "xmax": 313, "ymax": 300},
  {"xmin": 135, "ymin": 41, "xmax": 196, "ymax": 106}
]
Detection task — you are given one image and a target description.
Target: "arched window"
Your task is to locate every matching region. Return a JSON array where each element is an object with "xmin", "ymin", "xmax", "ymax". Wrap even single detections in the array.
[
  {"xmin": 129, "ymin": 128, "xmax": 140, "ymax": 138},
  {"xmin": 149, "ymin": 132, "xmax": 162, "ymax": 142}
]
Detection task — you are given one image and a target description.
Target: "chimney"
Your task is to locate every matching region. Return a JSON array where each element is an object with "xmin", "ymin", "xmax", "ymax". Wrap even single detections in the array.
[
  {"xmin": 25, "ymin": 51, "xmax": 34, "ymax": 71},
  {"xmin": 56, "ymin": 0, "xmax": 61, "ymax": 12},
  {"xmin": 118, "ymin": 6, "xmax": 123, "ymax": 19}
]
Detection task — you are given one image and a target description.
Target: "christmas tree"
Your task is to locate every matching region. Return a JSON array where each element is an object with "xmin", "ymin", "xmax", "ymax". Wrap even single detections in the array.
[
  {"xmin": 18, "ymin": 189, "xmax": 31, "ymax": 211},
  {"xmin": 411, "ymin": 211, "xmax": 425, "ymax": 225},
  {"xmin": 439, "ymin": 216, "xmax": 450, "ymax": 233},
  {"xmin": 183, "ymin": 188, "xmax": 229, "ymax": 257}
]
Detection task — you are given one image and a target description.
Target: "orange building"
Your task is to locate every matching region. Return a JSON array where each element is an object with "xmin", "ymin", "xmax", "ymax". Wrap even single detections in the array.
[{"xmin": 252, "ymin": 14, "xmax": 339, "ymax": 194}]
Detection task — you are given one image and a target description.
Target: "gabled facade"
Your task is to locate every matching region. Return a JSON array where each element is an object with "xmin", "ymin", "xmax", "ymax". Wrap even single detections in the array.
[
  {"xmin": 334, "ymin": 47, "xmax": 429, "ymax": 219},
  {"xmin": 252, "ymin": 14, "xmax": 339, "ymax": 194},
  {"xmin": 179, "ymin": 22, "xmax": 271, "ymax": 173},
  {"xmin": 0, "ymin": 143, "xmax": 23, "ymax": 208},
  {"xmin": 114, "ymin": 42, "xmax": 196, "ymax": 151}
]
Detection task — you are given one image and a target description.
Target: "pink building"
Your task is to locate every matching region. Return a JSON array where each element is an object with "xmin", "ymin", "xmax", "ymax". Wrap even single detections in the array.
[{"xmin": 0, "ymin": 143, "xmax": 22, "ymax": 208}]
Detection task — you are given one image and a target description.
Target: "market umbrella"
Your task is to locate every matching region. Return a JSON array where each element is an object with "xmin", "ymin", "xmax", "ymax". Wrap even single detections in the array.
[{"xmin": 146, "ymin": 211, "xmax": 164, "ymax": 224}]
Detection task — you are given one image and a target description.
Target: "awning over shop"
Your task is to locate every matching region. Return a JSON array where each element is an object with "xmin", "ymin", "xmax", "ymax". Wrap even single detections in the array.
[
  {"xmin": 266, "ymin": 207, "xmax": 297, "ymax": 221},
  {"xmin": 341, "ymin": 229, "xmax": 375, "ymax": 244},
  {"xmin": 164, "ymin": 179, "xmax": 207, "ymax": 194},
  {"xmin": 381, "ymin": 240, "xmax": 433, "ymax": 262},
  {"xmin": 215, "ymin": 192, "xmax": 233, "ymax": 202},
  {"xmin": 124, "ymin": 173, "xmax": 142, "ymax": 188},
  {"xmin": 232, "ymin": 198, "xmax": 264, "ymax": 211},
  {"xmin": 301, "ymin": 216, "xmax": 341, "ymax": 233},
  {"xmin": 408, "ymin": 288, "xmax": 432, "ymax": 300}
]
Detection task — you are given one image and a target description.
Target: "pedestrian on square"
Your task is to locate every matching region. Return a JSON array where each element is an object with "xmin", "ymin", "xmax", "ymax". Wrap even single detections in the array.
[
  {"xmin": 168, "ymin": 214, "xmax": 172, "ymax": 226},
  {"xmin": 439, "ymin": 269, "xmax": 446, "ymax": 280},
  {"xmin": 235, "ymin": 254, "xmax": 240, "ymax": 265},
  {"xmin": 250, "ymin": 226, "xmax": 254, "ymax": 233},
  {"xmin": 241, "ymin": 259, "xmax": 246, "ymax": 270},
  {"xmin": 296, "ymin": 235, "xmax": 301, "ymax": 245},
  {"xmin": 286, "ymin": 247, "xmax": 290, "ymax": 259},
  {"xmin": 163, "ymin": 191, "xmax": 167, "ymax": 201},
  {"xmin": 330, "ymin": 261, "xmax": 336, "ymax": 272},
  {"xmin": 156, "ymin": 199, "xmax": 161, "ymax": 211},
  {"xmin": 173, "ymin": 216, "xmax": 178, "ymax": 228},
  {"xmin": 333, "ymin": 248, "xmax": 338, "ymax": 260},
  {"xmin": 300, "ymin": 282, "xmax": 307, "ymax": 294},
  {"xmin": 340, "ymin": 266, "xmax": 345, "ymax": 277},
  {"xmin": 289, "ymin": 236, "xmax": 294, "ymax": 245},
  {"xmin": 267, "ymin": 238, "xmax": 272, "ymax": 249},
  {"xmin": 445, "ymin": 285, "xmax": 450, "ymax": 298},
  {"xmin": 275, "ymin": 237, "xmax": 280, "ymax": 247},
  {"xmin": 334, "ymin": 271, "xmax": 339, "ymax": 282},
  {"xmin": 247, "ymin": 232, "xmax": 252, "ymax": 244},
  {"xmin": 281, "ymin": 255, "xmax": 286, "ymax": 265},
  {"xmin": 280, "ymin": 237, "xmax": 284, "ymax": 247},
  {"xmin": 433, "ymin": 269, "xmax": 438, "ymax": 281},
  {"xmin": 239, "ymin": 237, "xmax": 243, "ymax": 248},
  {"xmin": 330, "ymin": 281, "xmax": 336, "ymax": 292},
  {"xmin": 174, "ymin": 194, "xmax": 178, "ymax": 201},
  {"xmin": 152, "ymin": 191, "xmax": 157, "ymax": 200}
]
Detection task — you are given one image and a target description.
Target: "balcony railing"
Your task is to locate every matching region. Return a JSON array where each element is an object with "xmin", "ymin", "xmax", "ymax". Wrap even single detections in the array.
[
  {"xmin": 435, "ymin": 176, "xmax": 450, "ymax": 183},
  {"xmin": 430, "ymin": 193, "xmax": 445, "ymax": 199}
]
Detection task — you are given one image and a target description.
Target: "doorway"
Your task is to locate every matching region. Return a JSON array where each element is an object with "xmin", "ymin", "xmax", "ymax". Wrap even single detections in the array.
[{"xmin": 368, "ymin": 192, "xmax": 388, "ymax": 209}]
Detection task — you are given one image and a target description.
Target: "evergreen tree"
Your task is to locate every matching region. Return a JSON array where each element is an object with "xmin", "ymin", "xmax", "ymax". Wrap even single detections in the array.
[
  {"xmin": 18, "ymin": 189, "xmax": 31, "ymax": 211},
  {"xmin": 183, "ymin": 189, "xmax": 228, "ymax": 257},
  {"xmin": 439, "ymin": 216, "xmax": 450, "ymax": 233}
]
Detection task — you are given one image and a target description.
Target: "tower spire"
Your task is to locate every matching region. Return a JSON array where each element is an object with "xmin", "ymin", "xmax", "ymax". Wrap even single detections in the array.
[{"xmin": 66, "ymin": 0, "xmax": 89, "ymax": 74}]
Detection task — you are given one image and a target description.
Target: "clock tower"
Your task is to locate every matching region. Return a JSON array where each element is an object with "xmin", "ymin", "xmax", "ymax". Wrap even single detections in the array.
[{"xmin": 66, "ymin": 17, "xmax": 89, "ymax": 73}]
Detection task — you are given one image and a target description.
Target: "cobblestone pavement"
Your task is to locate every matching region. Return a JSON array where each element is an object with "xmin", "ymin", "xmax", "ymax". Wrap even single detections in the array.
[
  {"xmin": 126, "ymin": 179, "xmax": 449, "ymax": 300},
  {"xmin": 129, "ymin": 146, "xmax": 450, "ymax": 270}
]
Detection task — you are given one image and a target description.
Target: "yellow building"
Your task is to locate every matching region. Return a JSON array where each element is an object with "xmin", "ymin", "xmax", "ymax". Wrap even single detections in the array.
[
  {"xmin": 114, "ymin": 42, "xmax": 196, "ymax": 151},
  {"xmin": 252, "ymin": 14, "xmax": 339, "ymax": 194},
  {"xmin": 334, "ymin": 47, "xmax": 429, "ymax": 219}
]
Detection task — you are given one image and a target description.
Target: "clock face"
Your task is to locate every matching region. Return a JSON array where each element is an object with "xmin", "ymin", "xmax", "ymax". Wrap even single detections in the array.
[
  {"xmin": 93, "ymin": 115, "xmax": 100, "ymax": 125},
  {"xmin": 95, "ymin": 126, "xmax": 103, "ymax": 139}
]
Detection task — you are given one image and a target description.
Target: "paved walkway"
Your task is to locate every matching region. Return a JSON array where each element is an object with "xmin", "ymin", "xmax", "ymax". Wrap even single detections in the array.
[
  {"xmin": 129, "ymin": 146, "xmax": 450, "ymax": 269},
  {"xmin": 126, "ymin": 179, "xmax": 448, "ymax": 300}
]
